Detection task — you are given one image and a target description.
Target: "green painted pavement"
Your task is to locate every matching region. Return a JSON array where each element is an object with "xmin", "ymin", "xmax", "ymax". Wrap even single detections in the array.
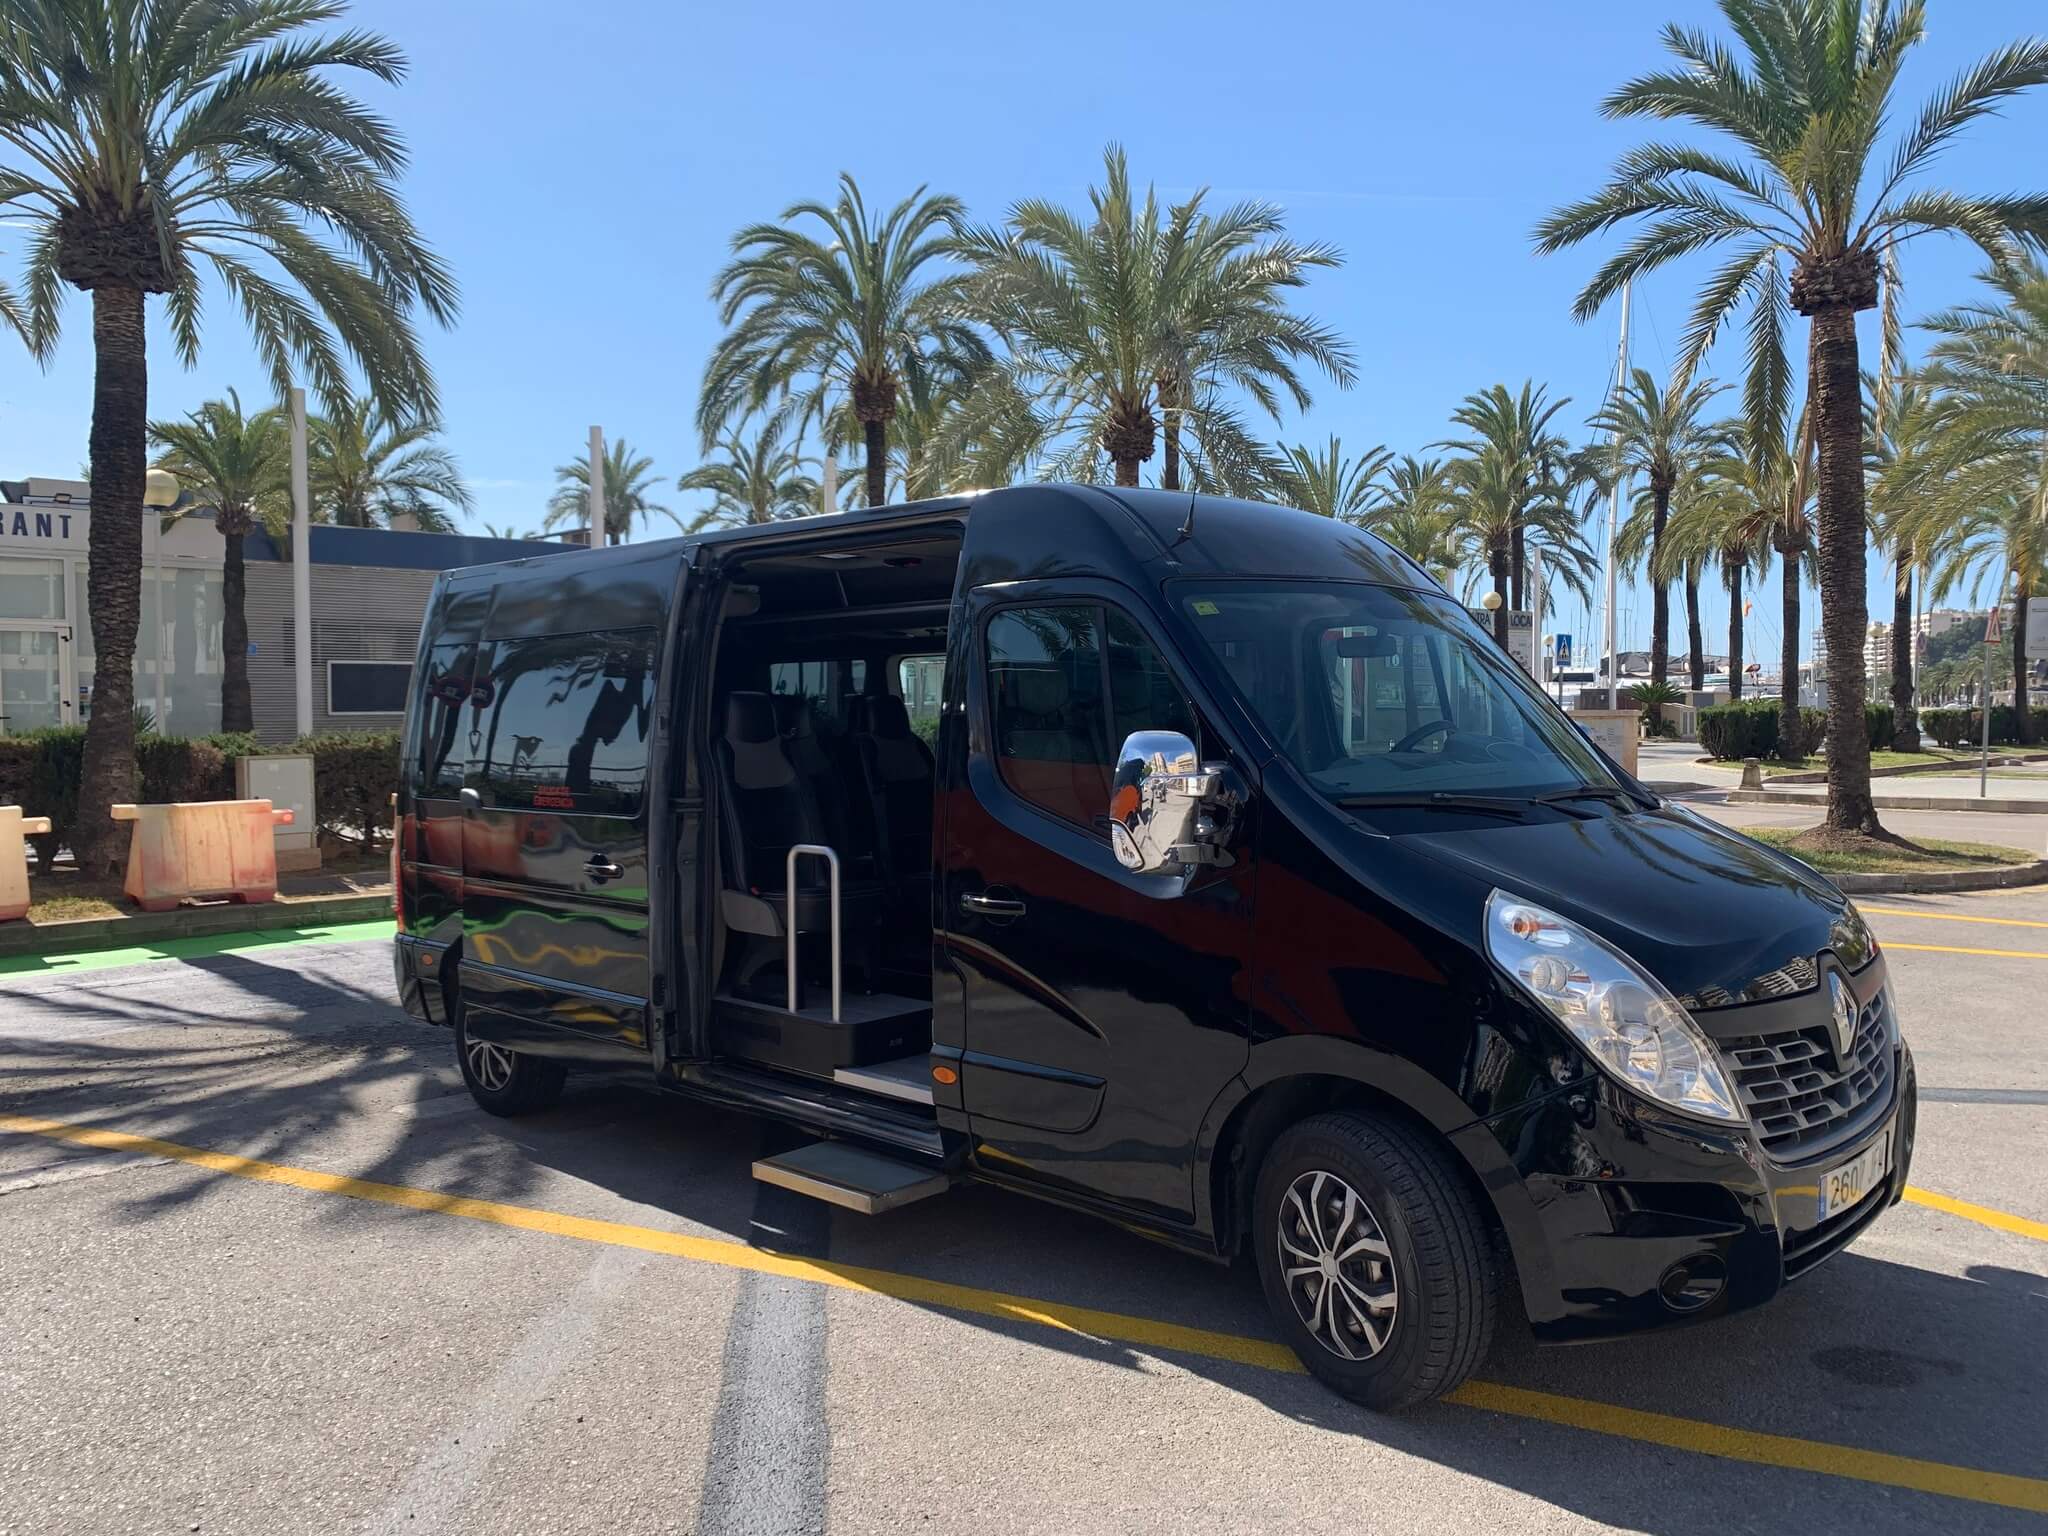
[{"xmin": 0, "ymin": 918, "xmax": 394, "ymax": 977}]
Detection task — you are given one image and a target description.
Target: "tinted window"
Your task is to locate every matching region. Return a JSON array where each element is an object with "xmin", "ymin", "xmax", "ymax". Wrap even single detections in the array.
[
  {"xmin": 411, "ymin": 642, "xmax": 480, "ymax": 796},
  {"xmin": 1178, "ymin": 581, "xmax": 1616, "ymax": 801},
  {"xmin": 477, "ymin": 628, "xmax": 655, "ymax": 815},
  {"xmin": 769, "ymin": 658, "xmax": 866, "ymax": 725},
  {"xmin": 984, "ymin": 604, "xmax": 1193, "ymax": 831},
  {"xmin": 897, "ymin": 654, "xmax": 945, "ymax": 737}
]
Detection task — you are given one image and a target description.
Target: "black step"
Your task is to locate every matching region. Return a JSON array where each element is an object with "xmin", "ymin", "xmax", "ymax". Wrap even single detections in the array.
[
  {"xmin": 752, "ymin": 1140, "xmax": 951, "ymax": 1215},
  {"xmin": 714, "ymin": 991, "xmax": 931, "ymax": 1077}
]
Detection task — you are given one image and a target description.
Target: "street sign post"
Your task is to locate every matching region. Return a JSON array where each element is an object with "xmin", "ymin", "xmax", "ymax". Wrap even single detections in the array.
[{"xmin": 1982, "ymin": 606, "xmax": 2002, "ymax": 797}]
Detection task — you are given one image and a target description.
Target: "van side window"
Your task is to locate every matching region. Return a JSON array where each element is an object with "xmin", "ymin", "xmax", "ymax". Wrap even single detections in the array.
[
  {"xmin": 412, "ymin": 642, "xmax": 479, "ymax": 795},
  {"xmin": 769, "ymin": 658, "xmax": 866, "ymax": 724},
  {"xmin": 896, "ymin": 654, "xmax": 944, "ymax": 738},
  {"xmin": 985, "ymin": 604, "xmax": 1194, "ymax": 832},
  {"xmin": 477, "ymin": 628, "xmax": 656, "ymax": 815}
]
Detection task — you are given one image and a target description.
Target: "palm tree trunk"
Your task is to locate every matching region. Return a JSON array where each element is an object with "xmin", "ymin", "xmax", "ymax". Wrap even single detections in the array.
[
  {"xmin": 1685, "ymin": 570, "xmax": 1704, "ymax": 691},
  {"xmin": 1728, "ymin": 560, "xmax": 1745, "ymax": 702},
  {"xmin": 1810, "ymin": 306, "xmax": 1880, "ymax": 835},
  {"xmin": 1779, "ymin": 534, "xmax": 1802, "ymax": 761},
  {"xmin": 76, "ymin": 286, "xmax": 148, "ymax": 878},
  {"xmin": 1649, "ymin": 482, "xmax": 1670, "ymax": 692},
  {"xmin": 2016, "ymin": 586, "xmax": 2033, "ymax": 745},
  {"xmin": 863, "ymin": 419, "xmax": 888, "ymax": 507},
  {"xmin": 1510, "ymin": 525, "xmax": 1526, "ymax": 612},
  {"xmin": 1160, "ymin": 388, "xmax": 1181, "ymax": 492},
  {"xmin": 220, "ymin": 527, "xmax": 251, "ymax": 733},
  {"xmin": 1890, "ymin": 560, "xmax": 1918, "ymax": 750},
  {"xmin": 1113, "ymin": 456, "xmax": 1141, "ymax": 488},
  {"xmin": 1490, "ymin": 542, "xmax": 1510, "ymax": 648}
]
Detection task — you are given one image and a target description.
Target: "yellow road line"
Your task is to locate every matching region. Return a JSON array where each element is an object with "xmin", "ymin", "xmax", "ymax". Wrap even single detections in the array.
[
  {"xmin": 3, "ymin": 1110, "xmax": 2045, "ymax": 1516},
  {"xmin": 1903, "ymin": 1186, "xmax": 2048, "ymax": 1244},
  {"xmin": 1862, "ymin": 905, "xmax": 2048, "ymax": 930},
  {"xmin": 1882, "ymin": 940, "xmax": 2048, "ymax": 960}
]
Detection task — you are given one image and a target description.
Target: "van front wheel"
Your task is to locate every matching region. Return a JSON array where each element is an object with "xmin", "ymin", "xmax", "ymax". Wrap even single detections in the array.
[
  {"xmin": 1253, "ymin": 1110, "xmax": 1497, "ymax": 1410},
  {"xmin": 454, "ymin": 1007, "xmax": 567, "ymax": 1116}
]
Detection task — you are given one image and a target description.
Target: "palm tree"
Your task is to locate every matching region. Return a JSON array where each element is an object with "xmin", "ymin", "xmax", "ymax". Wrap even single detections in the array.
[
  {"xmin": 1660, "ymin": 451, "xmax": 1777, "ymax": 702},
  {"xmin": 1442, "ymin": 383, "xmax": 1572, "ymax": 610},
  {"xmin": 1908, "ymin": 257, "xmax": 2048, "ymax": 741},
  {"xmin": 309, "ymin": 399, "xmax": 471, "ymax": 532},
  {"xmin": 1537, "ymin": 1, "xmax": 2048, "ymax": 837},
  {"xmin": 700, "ymin": 176, "xmax": 985, "ymax": 508},
  {"xmin": 952, "ymin": 145, "xmax": 1353, "ymax": 489},
  {"xmin": 677, "ymin": 414, "xmax": 819, "ymax": 527},
  {"xmin": 479, "ymin": 521, "xmax": 525, "ymax": 540},
  {"xmin": 147, "ymin": 392, "xmax": 289, "ymax": 733},
  {"xmin": 1269, "ymin": 438, "xmax": 1391, "ymax": 521},
  {"xmin": 545, "ymin": 438, "xmax": 674, "ymax": 544},
  {"xmin": 1445, "ymin": 443, "xmax": 1597, "ymax": 648},
  {"xmin": 0, "ymin": 2, "xmax": 453, "ymax": 873},
  {"xmin": 1585, "ymin": 370, "xmax": 1727, "ymax": 695},
  {"xmin": 1865, "ymin": 374, "xmax": 1951, "ymax": 747},
  {"xmin": 1367, "ymin": 456, "xmax": 1462, "ymax": 585}
]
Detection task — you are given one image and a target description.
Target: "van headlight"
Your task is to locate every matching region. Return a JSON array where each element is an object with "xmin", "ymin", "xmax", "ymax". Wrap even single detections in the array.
[{"xmin": 1485, "ymin": 890, "xmax": 1744, "ymax": 1124}]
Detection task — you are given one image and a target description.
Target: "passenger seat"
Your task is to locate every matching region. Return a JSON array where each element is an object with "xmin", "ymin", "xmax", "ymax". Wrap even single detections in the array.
[
  {"xmin": 714, "ymin": 692, "xmax": 882, "ymax": 977},
  {"xmin": 852, "ymin": 694, "xmax": 935, "ymax": 890}
]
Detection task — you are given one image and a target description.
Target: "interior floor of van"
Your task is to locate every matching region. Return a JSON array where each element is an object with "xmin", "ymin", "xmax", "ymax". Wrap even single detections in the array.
[{"xmin": 697, "ymin": 527, "xmax": 963, "ymax": 1116}]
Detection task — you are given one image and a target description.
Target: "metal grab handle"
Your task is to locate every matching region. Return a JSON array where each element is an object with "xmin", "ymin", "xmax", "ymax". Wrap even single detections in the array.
[
  {"xmin": 786, "ymin": 843, "xmax": 841, "ymax": 1023},
  {"xmin": 959, "ymin": 891, "xmax": 1026, "ymax": 919}
]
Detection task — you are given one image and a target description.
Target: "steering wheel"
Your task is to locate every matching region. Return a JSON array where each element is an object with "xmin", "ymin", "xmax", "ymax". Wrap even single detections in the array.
[{"xmin": 1392, "ymin": 719, "xmax": 1454, "ymax": 753}]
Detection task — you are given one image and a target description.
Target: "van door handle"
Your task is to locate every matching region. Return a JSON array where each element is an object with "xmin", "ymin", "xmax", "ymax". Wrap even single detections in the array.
[
  {"xmin": 586, "ymin": 856, "xmax": 624, "ymax": 883},
  {"xmin": 959, "ymin": 891, "xmax": 1026, "ymax": 919}
]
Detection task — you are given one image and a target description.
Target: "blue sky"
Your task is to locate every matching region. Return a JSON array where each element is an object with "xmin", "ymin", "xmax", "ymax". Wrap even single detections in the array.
[{"xmin": 4, "ymin": 0, "xmax": 2045, "ymax": 666}]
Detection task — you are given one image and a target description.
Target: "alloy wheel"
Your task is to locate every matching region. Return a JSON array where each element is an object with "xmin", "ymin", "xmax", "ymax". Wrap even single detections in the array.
[
  {"xmin": 466, "ymin": 1037, "xmax": 515, "ymax": 1093},
  {"xmin": 1278, "ymin": 1168, "xmax": 1400, "ymax": 1360}
]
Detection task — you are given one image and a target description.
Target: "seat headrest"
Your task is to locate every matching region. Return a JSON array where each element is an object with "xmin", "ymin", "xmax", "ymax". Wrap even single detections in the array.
[
  {"xmin": 725, "ymin": 691, "xmax": 778, "ymax": 744},
  {"xmin": 869, "ymin": 694, "xmax": 914, "ymax": 740}
]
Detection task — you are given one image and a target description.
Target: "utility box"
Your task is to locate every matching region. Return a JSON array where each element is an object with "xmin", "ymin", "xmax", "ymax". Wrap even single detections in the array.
[
  {"xmin": 238, "ymin": 754, "xmax": 319, "ymax": 872},
  {"xmin": 1569, "ymin": 709, "xmax": 1640, "ymax": 778}
]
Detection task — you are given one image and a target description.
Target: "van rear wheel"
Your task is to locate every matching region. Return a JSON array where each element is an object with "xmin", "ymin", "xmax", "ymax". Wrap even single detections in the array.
[
  {"xmin": 454, "ymin": 1005, "xmax": 566, "ymax": 1116},
  {"xmin": 1253, "ymin": 1110, "xmax": 1497, "ymax": 1410}
]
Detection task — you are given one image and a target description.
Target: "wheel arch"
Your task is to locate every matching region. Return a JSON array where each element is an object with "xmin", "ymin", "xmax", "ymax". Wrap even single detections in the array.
[{"xmin": 1198, "ymin": 1038, "xmax": 1554, "ymax": 1316}]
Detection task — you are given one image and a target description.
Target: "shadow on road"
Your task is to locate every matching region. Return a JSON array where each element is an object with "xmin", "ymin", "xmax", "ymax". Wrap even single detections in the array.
[{"xmin": 3, "ymin": 953, "xmax": 2044, "ymax": 1533}]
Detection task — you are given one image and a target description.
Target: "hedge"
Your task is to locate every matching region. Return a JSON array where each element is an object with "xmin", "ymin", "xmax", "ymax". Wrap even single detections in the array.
[
  {"xmin": 0, "ymin": 726, "xmax": 399, "ymax": 858},
  {"xmin": 1697, "ymin": 700, "xmax": 1905, "ymax": 761},
  {"xmin": 1920, "ymin": 705, "xmax": 2048, "ymax": 750}
]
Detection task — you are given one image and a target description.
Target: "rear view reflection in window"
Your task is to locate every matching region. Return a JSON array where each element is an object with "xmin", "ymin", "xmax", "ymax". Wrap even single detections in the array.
[{"xmin": 478, "ymin": 629, "xmax": 655, "ymax": 815}]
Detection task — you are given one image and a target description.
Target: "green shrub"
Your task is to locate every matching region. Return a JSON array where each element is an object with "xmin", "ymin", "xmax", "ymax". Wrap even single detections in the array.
[
  {"xmin": 1864, "ymin": 702, "xmax": 1894, "ymax": 751},
  {"xmin": 1697, "ymin": 700, "xmax": 1780, "ymax": 760},
  {"xmin": 1921, "ymin": 707, "xmax": 1971, "ymax": 748},
  {"xmin": 136, "ymin": 734, "xmax": 236, "ymax": 805},
  {"xmin": 287, "ymin": 730, "xmax": 401, "ymax": 845}
]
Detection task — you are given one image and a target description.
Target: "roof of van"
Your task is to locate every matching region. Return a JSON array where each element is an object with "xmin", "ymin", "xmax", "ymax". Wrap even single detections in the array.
[{"xmin": 434, "ymin": 484, "xmax": 1436, "ymax": 593}]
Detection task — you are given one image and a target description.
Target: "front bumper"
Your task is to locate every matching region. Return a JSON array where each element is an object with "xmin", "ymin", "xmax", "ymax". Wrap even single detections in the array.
[
  {"xmin": 393, "ymin": 934, "xmax": 451, "ymax": 1026},
  {"xmin": 1491, "ymin": 1037, "xmax": 1917, "ymax": 1344}
]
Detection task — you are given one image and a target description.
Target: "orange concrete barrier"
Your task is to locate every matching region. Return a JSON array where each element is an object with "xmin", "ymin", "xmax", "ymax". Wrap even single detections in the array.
[
  {"xmin": 1, "ymin": 806, "xmax": 53, "ymax": 922},
  {"xmin": 110, "ymin": 800, "xmax": 295, "ymax": 913}
]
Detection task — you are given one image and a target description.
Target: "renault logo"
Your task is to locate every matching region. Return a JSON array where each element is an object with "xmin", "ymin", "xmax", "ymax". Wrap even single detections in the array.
[{"xmin": 1827, "ymin": 972, "xmax": 1858, "ymax": 1059}]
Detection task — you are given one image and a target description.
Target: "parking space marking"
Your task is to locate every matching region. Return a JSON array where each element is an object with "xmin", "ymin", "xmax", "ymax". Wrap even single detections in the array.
[
  {"xmin": 1903, "ymin": 1187, "xmax": 2048, "ymax": 1244},
  {"xmin": 1862, "ymin": 906, "xmax": 2048, "ymax": 930},
  {"xmin": 5, "ymin": 1111, "xmax": 2047, "ymax": 1515},
  {"xmin": 1880, "ymin": 940, "xmax": 2048, "ymax": 961}
]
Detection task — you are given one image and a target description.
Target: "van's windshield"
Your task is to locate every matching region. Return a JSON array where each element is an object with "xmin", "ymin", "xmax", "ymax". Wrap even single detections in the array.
[{"xmin": 1175, "ymin": 580, "xmax": 1626, "ymax": 805}]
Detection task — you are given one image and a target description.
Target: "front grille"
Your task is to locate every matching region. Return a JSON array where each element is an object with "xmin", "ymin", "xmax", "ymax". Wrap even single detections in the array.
[{"xmin": 1721, "ymin": 991, "xmax": 1893, "ymax": 1161}]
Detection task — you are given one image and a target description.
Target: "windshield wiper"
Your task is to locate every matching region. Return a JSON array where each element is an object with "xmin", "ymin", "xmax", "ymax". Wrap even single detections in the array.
[
  {"xmin": 1532, "ymin": 785, "xmax": 1642, "ymax": 813},
  {"xmin": 1334, "ymin": 792, "xmax": 1536, "ymax": 821}
]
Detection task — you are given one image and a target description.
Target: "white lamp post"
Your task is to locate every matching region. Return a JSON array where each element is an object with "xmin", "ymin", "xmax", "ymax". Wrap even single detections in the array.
[{"xmin": 142, "ymin": 468, "xmax": 179, "ymax": 727}]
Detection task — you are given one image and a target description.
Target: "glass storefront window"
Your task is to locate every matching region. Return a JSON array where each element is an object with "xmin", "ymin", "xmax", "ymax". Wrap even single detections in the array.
[
  {"xmin": 72, "ymin": 561, "xmax": 224, "ymax": 734},
  {"xmin": 0, "ymin": 556, "xmax": 66, "ymax": 620}
]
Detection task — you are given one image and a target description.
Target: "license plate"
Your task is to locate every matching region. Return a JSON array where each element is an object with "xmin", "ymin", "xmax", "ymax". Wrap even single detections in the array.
[{"xmin": 1816, "ymin": 1128, "xmax": 1891, "ymax": 1221}]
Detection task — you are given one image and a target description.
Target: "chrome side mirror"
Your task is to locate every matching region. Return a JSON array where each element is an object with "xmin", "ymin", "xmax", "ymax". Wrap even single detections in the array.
[{"xmin": 1110, "ymin": 730, "xmax": 1232, "ymax": 875}]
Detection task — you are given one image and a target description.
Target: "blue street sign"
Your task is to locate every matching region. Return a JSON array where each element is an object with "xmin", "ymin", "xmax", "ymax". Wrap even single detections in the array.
[{"xmin": 1555, "ymin": 633, "xmax": 1573, "ymax": 668}]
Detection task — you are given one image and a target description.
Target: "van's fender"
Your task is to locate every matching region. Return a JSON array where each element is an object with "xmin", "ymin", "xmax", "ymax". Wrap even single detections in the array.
[{"xmin": 1195, "ymin": 1035, "xmax": 1557, "ymax": 1312}]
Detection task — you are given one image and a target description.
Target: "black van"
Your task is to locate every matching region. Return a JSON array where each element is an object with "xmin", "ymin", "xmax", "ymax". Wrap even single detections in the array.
[{"xmin": 393, "ymin": 484, "xmax": 1915, "ymax": 1408}]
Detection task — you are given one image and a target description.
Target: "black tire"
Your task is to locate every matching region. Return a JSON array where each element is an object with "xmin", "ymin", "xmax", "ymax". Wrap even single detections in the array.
[
  {"xmin": 1253, "ymin": 1110, "xmax": 1498, "ymax": 1410},
  {"xmin": 453, "ymin": 1002, "xmax": 567, "ymax": 1117}
]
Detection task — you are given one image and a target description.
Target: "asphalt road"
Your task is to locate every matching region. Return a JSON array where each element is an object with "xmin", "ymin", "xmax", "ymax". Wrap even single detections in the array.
[{"xmin": 1, "ymin": 901, "xmax": 2044, "ymax": 1536}]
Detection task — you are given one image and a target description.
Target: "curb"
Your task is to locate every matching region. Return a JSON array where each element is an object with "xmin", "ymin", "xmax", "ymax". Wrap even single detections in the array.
[
  {"xmin": 1829, "ymin": 859, "xmax": 2048, "ymax": 896},
  {"xmin": 0, "ymin": 892, "xmax": 392, "ymax": 961},
  {"xmin": 1726, "ymin": 789, "xmax": 2048, "ymax": 815},
  {"xmin": 1699, "ymin": 751, "xmax": 2048, "ymax": 786}
]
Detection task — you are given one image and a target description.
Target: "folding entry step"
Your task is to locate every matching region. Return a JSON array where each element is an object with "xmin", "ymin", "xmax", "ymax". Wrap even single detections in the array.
[
  {"xmin": 832, "ymin": 1053, "xmax": 934, "ymax": 1106},
  {"xmin": 752, "ymin": 1140, "xmax": 951, "ymax": 1215}
]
